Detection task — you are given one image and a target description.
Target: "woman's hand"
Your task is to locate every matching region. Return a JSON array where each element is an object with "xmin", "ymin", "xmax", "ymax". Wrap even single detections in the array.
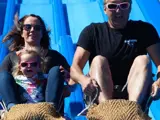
[
  {"xmin": 59, "ymin": 66, "xmax": 70, "ymax": 83},
  {"xmin": 59, "ymin": 66, "xmax": 71, "ymax": 97}
]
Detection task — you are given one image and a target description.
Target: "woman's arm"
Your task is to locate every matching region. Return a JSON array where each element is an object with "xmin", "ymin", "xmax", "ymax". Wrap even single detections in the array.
[{"xmin": 0, "ymin": 52, "xmax": 17, "ymax": 73}]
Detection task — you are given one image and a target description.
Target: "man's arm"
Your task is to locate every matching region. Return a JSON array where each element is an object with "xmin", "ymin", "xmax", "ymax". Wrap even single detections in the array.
[
  {"xmin": 70, "ymin": 46, "xmax": 90, "ymax": 84},
  {"xmin": 70, "ymin": 46, "xmax": 98, "ymax": 94},
  {"xmin": 147, "ymin": 43, "xmax": 160, "ymax": 97}
]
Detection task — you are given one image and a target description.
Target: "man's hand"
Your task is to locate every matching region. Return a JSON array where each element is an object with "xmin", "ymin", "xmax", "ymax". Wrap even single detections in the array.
[
  {"xmin": 151, "ymin": 79, "xmax": 160, "ymax": 99},
  {"xmin": 81, "ymin": 76, "xmax": 98, "ymax": 96}
]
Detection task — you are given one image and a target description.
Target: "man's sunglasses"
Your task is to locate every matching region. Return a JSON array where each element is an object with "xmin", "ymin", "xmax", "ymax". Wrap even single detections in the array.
[
  {"xmin": 23, "ymin": 24, "xmax": 43, "ymax": 31},
  {"xmin": 20, "ymin": 62, "xmax": 38, "ymax": 67},
  {"xmin": 105, "ymin": 2, "xmax": 130, "ymax": 10}
]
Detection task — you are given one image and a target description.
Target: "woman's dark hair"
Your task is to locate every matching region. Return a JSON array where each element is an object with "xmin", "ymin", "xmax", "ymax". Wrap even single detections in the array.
[{"xmin": 2, "ymin": 14, "xmax": 50, "ymax": 51}]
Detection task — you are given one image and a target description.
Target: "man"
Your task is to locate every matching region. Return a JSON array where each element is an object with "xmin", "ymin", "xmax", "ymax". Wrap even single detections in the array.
[{"xmin": 70, "ymin": 0, "xmax": 160, "ymax": 110}]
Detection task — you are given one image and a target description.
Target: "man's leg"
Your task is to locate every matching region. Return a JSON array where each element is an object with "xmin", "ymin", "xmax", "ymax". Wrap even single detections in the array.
[
  {"xmin": 127, "ymin": 55, "xmax": 152, "ymax": 105},
  {"xmin": 89, "ymin": 55, "xmax": 113, "ymax": 103}
]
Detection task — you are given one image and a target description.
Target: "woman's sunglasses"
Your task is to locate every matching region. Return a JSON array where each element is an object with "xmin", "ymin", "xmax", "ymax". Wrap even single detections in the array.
[
  {"xmin": 23, "ymin": 24, "xmax": 43, "ymax": 31},
  {"xmin": 105, "ymin": 2, "xmax": 130, "ymax": 11},
  {"xmin": 20, "ymin": 62, "xmax": 38, "ymax": 67}
]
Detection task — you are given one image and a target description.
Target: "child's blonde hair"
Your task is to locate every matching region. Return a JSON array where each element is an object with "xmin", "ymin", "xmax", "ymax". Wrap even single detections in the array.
[{"xmin": 12, "ymin": 49, "xmax": 43, "ymax": 77}]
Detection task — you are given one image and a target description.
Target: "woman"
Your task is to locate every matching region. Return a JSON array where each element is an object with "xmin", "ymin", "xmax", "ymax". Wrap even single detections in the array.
[{"xmin": 0, "ymin": 14, "xmax": 70, "ymax": 114}]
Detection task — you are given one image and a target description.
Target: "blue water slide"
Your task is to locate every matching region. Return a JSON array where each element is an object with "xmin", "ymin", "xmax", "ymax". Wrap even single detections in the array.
[
  {"xmin": 0, "ymin": 1, "xmax": 7, "ymax": 35},
  {"xmin": 135, "ymin": 0, "xmax": 160, "ymax": 35},
  {"xmin": 0, "ymin": 0, "xmax": 160, "ymax": 119},
  {"xmin": 0, "ymin": 0, "xmax": 16, "ymax": 64}
]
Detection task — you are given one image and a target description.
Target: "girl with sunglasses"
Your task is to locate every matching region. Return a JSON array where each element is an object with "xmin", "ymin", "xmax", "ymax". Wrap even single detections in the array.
[
  {"xmin": 12, "ymin": 49, "xmax": 47, "ymax": 104},
  {"xmin": 0, "ymin": 14, "xmax": 70, "ymax": 115}
]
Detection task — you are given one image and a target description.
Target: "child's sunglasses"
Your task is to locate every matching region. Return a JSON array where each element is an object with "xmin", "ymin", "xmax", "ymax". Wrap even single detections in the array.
[
  {"xmin": 20, "ymin": 62, "xmax": 38, "ymax": 67},
  {"xmin": 105, "ymin": 2, "xmax": 130, "ymax": 11},
  {"xmin": 23, "ymin": 24, "xmax": 43, "ymax": 31}
]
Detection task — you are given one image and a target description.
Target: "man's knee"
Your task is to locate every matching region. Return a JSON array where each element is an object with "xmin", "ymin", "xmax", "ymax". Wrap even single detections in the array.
[
  {"xmin": 91, "ymin": 55, "xmax": 109, "ymax": 66},
  {"xmin": 90, "ymin": 55, "xmax": 111, "ymax": 75},
  {"xmin": 133, "ymin": 55, "xmax": 151, "ymax": 67}
]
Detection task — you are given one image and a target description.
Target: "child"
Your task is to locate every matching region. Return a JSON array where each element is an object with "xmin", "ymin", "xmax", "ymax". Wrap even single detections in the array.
[
  {"xmin": 0, "ymin": 49, "xmax": 70, "ymax": 119},
  {"xmin": 12, "ymin": 49, "xmax": 47, "ymax": 104}
]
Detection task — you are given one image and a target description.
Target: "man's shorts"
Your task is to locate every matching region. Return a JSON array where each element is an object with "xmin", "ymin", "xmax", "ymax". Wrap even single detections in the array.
[
  {"xmin": 113, "ymin": 84, "xmax": 128, "ymax": 99},
  {"xmin": 113, "ymin": 84, "xmax": 152, "ymax": 113}
]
